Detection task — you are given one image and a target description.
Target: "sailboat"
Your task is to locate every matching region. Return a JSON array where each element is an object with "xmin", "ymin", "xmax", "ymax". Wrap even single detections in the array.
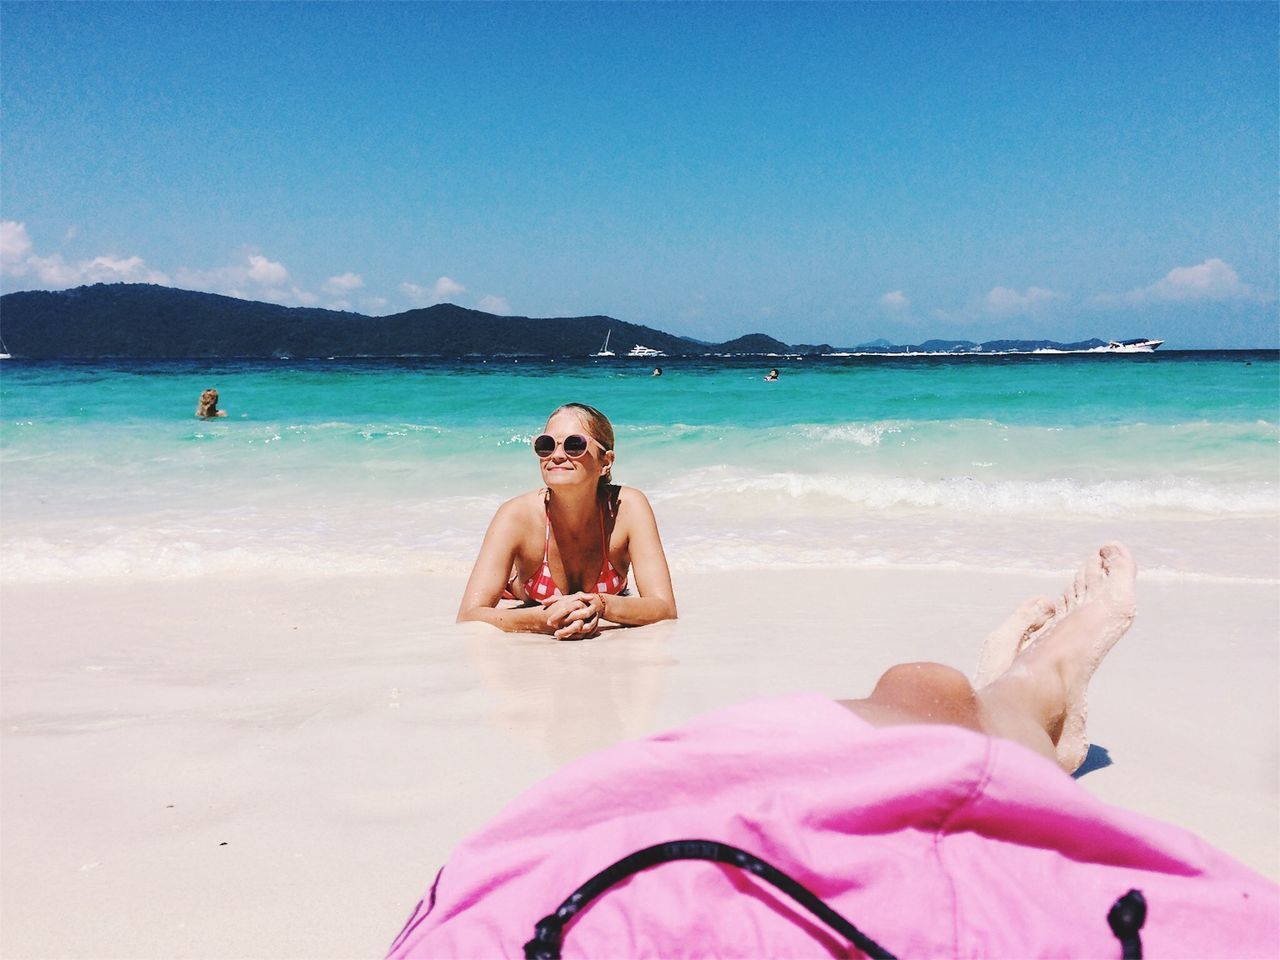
[{"xmin": 593, "ymin": 330, "xmax": 615, "ymax": 357}]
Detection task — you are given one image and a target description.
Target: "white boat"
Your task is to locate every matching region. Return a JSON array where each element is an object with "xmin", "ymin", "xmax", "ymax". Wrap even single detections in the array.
[
  {"xmin": 1103, "ymin": 338, "xmax": 1164, "ymax": 352},
  {"xmin": 1032, "ymin": 338, "xmax": 1165, "ymax": 356},
  {"xmin": 627, "ymin": 344, "xmax": 664, "ymax": 358},
  {"xmin": 593, "ymin": 330, "xmax": 615, "ymax": 357}
]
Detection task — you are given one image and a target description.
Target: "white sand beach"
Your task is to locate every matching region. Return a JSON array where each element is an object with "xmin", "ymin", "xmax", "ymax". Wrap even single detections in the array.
[{"xmin": 1, "ymin": 561, "xmax": 1276, "ymax": 959}]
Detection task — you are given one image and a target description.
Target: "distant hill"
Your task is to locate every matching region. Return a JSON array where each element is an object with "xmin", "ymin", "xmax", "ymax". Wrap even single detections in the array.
[
  {"xmin": 0, "ymin": 282, "xmax": 1153, "ymax": 358},
  {"xmin": 711, "ymin": 333, "xmax": 792, "ymax": 354},
  {"xmin": 842, "ymin": 337, "xmax": 1114, "ymax": 354},
  {"xmin": 0, "ymin": 284, "xmax": 779, "ymax": 359}
]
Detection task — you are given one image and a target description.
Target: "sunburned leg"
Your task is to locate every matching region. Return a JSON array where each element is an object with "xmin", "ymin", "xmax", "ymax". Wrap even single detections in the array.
[
  {"xmin": 839, "ymin": 660, "xmax": 1062, "ymax": 766},
  {"xmin": 839, "ymin": 543, "xmax": 1138, "ymax": 773}
]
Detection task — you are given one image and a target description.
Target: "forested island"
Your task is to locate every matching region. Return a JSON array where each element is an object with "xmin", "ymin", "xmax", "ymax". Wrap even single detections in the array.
[{"xmin": 1, "ymin": 283, "xmax": 1137, "ymax": 358}]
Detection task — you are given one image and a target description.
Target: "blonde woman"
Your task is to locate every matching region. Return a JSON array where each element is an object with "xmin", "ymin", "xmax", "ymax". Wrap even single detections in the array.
[
  {"xmin": 458, "ymin": 403, "xmax": 676, "ymax": 638},
  {"xmin": 195, "ymin": 388, "xmax": 227, "ymax": 419}
]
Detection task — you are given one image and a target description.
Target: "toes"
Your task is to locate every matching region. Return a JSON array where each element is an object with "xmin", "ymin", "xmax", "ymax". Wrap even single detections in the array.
[
  {"xmin": 1099, "ymin": 541, "xmax": 1138, "ymax": 616},
  {"xmin": 1100, "ymin": 541, "xmax": 1136, "ymax": 580},
  {"xmin": 974, "ymin": 596, "xmax": 1060, "ymax": 687},
  {"xmin": 1082, "ymin": 546, "xmax": 1107, "ymax": 591},
  {"xmin": 1019, "ymin": 596, "xmax": 1055, "ymax": 629},
  {"xmin": 1030, "ymin": 596, "xmax": 1055, "ymax": 626},
  {"xmin": 1054, "ymin": 591, "xmax": 1071, "ymax": 620},
  {"xmin": 1020, "ymin": 597, "xmax": 1057, "ymax": 645}
]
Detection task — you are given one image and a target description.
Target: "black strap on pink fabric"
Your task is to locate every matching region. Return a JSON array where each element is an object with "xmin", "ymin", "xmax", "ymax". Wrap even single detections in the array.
[
  {"xmin": 1108, "ymin": 889, "xmax": 1147, "ymax": 958},
  {"xmin": 522, "ymin": 838, "xmax": 894, "ymax": 959},
  {"xmin": 520, "ymin": 838, "xmax": 1147, "ymax": 960}
]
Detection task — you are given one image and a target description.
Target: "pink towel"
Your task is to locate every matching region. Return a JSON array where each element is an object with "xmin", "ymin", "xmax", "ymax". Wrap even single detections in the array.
[{"xmin": 389, "ymin": 694, "xmax": 1279, "ymax": 958}]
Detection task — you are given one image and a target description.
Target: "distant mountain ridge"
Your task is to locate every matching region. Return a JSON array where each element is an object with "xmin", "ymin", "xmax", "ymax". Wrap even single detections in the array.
[
  {"xmin": 0, "ymin": 284, "xmax": 774, "ymax": 359},
  {"xmin": 1, "ymin": 283, "xmax": 1148, "ymax": 358}
]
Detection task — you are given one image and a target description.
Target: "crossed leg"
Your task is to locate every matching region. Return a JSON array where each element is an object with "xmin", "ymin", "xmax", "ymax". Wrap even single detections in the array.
[{"xmin": 839, "ymin": 543, "xmax": 1138, "ymax": 773}]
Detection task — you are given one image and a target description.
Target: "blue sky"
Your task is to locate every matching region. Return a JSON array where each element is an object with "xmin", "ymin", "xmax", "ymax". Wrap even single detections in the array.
[{"xmin": 2, "ymin": 2, "xmax": 1276, "ymax": 347}]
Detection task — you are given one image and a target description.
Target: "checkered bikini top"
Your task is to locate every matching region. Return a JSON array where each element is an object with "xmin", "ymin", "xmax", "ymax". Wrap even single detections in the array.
[{"xmin": 522, "ymin": 497, "xmax": 627, "ymax": 602}]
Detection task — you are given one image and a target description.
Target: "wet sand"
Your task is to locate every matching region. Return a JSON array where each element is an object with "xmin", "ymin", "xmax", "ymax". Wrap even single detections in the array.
[{"xmin": 1, "ymin": 564, "xmax": 1276, "ymax": 958}]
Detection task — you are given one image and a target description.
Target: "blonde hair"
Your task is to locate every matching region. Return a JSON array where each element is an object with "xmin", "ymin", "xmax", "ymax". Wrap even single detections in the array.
[
  {"xmin": 196, "ymin": 388, "xmax": 220, "ymax": 418},
  {"xmin": 550, "ymin": 402, "xmax": 615, "ymax": 490}
]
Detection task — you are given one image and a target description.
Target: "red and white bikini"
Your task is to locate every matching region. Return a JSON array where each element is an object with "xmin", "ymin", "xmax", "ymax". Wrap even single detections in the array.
[{"xmin": 506, "ymin": 495, "xmax": 627, "ymax": 601}]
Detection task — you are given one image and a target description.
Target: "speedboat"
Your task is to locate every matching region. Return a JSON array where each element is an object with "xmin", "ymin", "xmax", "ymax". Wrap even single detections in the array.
[{"xmin": 1104, "ymin": 339, "xmax": 1164, "ymax": 352}]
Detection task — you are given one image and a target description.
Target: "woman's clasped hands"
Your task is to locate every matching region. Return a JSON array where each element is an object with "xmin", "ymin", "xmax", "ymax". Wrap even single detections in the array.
[{"xmin": 542, "ymin": 592, "xmax": 602, "ymax": 640}]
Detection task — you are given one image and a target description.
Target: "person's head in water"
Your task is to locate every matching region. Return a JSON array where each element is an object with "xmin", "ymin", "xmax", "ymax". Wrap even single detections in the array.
[
  {"xmin": 765, "ymin": 369, "xmax": 779, "ymax": 381},
  {"xmin": 652, "ymin": 367, "xmax": 663, "ymax": 377},
  {"xmin": 196, "ymin": 388, "xmax": 226, "ymax": 419},
  {"xmin": 537, "ymin": 402, "xmax": 615, "ymax": 495}
]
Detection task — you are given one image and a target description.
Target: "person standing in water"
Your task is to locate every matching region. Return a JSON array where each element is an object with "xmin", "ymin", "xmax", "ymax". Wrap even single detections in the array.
[{"xmin": 195, "ymin": 388, "xmax": 227, "ymax": 419}]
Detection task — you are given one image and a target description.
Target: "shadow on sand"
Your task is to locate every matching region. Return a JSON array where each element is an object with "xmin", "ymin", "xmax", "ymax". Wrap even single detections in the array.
[{"xmin": 1072, "ymin": 743, "xmax": 1113, "ymax": 779}]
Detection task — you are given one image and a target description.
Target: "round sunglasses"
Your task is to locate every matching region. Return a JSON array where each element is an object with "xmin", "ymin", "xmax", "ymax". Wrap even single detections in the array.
[{"xmin": 533, "ymin": 433, "xmax": 604, "ymax": 459}]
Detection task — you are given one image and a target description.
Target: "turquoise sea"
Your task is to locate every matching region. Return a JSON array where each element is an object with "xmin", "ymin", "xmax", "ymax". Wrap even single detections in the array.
[{"xmin": 2, "ymin": 352, "xmax": 1277, "ymax": 583}]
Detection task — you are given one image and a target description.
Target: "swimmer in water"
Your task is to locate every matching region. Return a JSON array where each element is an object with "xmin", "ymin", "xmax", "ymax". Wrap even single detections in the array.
[{"xmin": 195, "ymin": 388, "xmax": 227, "ymax": 419}]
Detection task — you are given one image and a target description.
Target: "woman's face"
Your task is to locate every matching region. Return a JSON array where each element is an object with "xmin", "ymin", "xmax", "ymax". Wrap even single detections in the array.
[{"xmin": 538, "ymin": 410, "xmax": 612, "ymax": 489}]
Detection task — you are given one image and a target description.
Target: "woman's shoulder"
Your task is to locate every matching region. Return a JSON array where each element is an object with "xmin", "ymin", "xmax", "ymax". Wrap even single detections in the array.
[
  {"xmin": 486, "ymin": 490, "xmax": 546, "ymax": 541},
  {"xmin": 496, "ymin": 488, "xmax": 547, "ymax": 518},
  {"xmin": 610, "ymin": 485, "xmax": 655, "ymax": 517}
]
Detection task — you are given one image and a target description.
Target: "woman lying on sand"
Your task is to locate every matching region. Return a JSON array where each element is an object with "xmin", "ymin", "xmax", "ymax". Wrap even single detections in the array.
[
  {"xmin": 398, "ymin": 543, "xmax": 1278, "ymax": 958},
  {"xmin": 458, "ymin": 403, "xmax": 677, "ymax": 638}
]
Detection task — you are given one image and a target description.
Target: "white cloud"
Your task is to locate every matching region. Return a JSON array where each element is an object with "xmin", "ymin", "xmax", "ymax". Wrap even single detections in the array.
[
  {"xmin": 82, "ymin": 255, "xmax": 169, "ymax": 284},
  {"xmin": 323, "ymin": 272, "xmax": 364, "ymax": 294},
  {"xmin": 247, "ymin": 254, "xmax": 288, "ymax": 286},
  {"xmin": 1093, "ymin": 258, "xmax": 1266, "ymax": 305},
  {"xmin": 174, "ymin": 253, "xmax": 319, "ymax": 305},
  {"xmin": 63, "ymin": 225, "xmax": 78, "ymax": 242},
  {"xmin": 362, "ymin": 296, "xmax": 389, "ymax": 314},
  {"xmin": 879, "ymin": 290, "xmax": 909, "ymax": 311},
  {"xmin": 434, "ymin": 276, "xmax": 465, "ymax": 300},
  {"xmin": 1, "ymin": 221, "xmax": 34, "ymax": 275},
  {"xmin": 4, "ymin": 221, "xmax": 171, "ymax": 287},
  {"xmin": 477, "ymin": 294, "xmax": 511, "ymax": 315},
  {"xmin": 983, "ymin": 285, "xmax": 1063, "ymax": 316},
  {"xmin": 25, "ymin": 254, "xmax": 80, "ymax": 286},
  {"xmin": 401, "ymin": 276, "xmax": 467, "ymax": 307}
]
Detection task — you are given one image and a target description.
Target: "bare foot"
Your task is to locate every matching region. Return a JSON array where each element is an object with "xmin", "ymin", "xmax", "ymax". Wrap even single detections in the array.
[
  {"xmin": 973, "ymin": 596, "xmax": 1056, "ymax": 688},
  {"xmin": 1013, "ymin": 542, "xmax": 1138, "ymax": 772}
]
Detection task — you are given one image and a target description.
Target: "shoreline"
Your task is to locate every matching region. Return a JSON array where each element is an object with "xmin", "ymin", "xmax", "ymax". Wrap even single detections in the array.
[{"xmin": 2, "ymin": 565, "xmax": 1276, "ymax": 957}]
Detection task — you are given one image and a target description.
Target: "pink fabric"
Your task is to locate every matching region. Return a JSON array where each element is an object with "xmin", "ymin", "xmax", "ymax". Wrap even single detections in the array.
[{"xmin": 388, "ymin": 694, "xmax": 1279, "ymax": 958}]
